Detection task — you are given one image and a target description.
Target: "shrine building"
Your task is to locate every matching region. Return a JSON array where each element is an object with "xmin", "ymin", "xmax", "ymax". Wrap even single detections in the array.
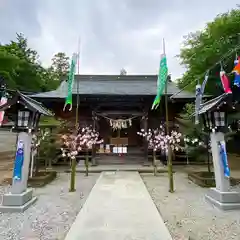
[{"xmin": 31, "ymin": 74, "xmax": 195, "ymax": 165}]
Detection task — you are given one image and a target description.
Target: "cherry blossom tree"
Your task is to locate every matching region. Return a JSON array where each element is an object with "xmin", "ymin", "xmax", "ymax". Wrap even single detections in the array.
[
  {"xmin": 137, "ymin": 125, "xmax": 183, "ymax": 175},
  {"xmin": 30, "ymin": 129, "xmax": 50, "ymax": 177},
  {"xmin": 183, "ymin": 136, "xmax": 205, "ymax": 165},
  {"xmin": 61, "ymin": 126, "xmax": 103, "ymax": 177},
  {"xmin": 183, "ymin": 135, "xmax": 212, "ymax": 171}
]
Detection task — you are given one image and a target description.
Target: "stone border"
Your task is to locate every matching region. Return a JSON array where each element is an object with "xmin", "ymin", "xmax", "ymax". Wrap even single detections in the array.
[
  {"xmin": 3, "ymin": 171, "xmax": 57, "ymax": 188},
  {"xmin": 28, "ymin": 171, "xmax": 57, "ymax": 187},
  {"xmin": 188, "ymin": 171, "xmax": 240, "ymax": 187}
]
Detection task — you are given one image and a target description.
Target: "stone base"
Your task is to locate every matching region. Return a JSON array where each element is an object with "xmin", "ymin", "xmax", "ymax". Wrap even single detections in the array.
[
  {"xmin": 143, "ymin": 162, "xmax": 151, "ymax": 166},
  {"xmin": 0, "ymin": 188, "xmax": 37, "ymax": 213},
  {"xmin": 205, "ymin": 187, "xmax": 240, "ymax": 210}
]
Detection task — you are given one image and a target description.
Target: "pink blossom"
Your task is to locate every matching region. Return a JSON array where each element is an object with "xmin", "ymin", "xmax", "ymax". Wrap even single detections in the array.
[
  {"xmin": 60, "ymin": 125, "xmax": 103, "ymax": 159},
  {"xmin": 137, "ymin": 125, "xmax": 184, "ymax": 153}
]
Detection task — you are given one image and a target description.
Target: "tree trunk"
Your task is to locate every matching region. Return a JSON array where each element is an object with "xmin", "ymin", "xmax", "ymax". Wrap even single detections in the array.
[
  {"xmin": 153, "ymin": 150, "xmax": 157, "ymax": 176},
  {"xmin": 207, "ymin": 148, "xmax": 211, "ymax": 173},
  {"xmin": 69, "ymin": 157, "xmax": 76, "ymax": 192},
  {"xmin": 48, "ymin": 153, "xmax": 52, "ymax": 169},
  {"xmin": 85, "ymin": 151, "xmax": 89, "ymax": 176},
  {"xmin": 34, "ymin": 150, "xmax": 40, "ymax": 177}
]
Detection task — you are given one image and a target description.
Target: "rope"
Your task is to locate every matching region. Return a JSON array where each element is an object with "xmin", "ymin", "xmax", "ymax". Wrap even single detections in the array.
[{"xmin": 94, "ymin": 111, "xmax": 143, "ymax": 121}]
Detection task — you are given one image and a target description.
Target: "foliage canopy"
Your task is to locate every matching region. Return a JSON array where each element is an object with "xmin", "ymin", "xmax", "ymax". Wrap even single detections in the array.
[
  {"xmin": 0, "ymin": 33, "xmax": 70, "ymax": 92},
  {"xmin": 178, "ymin": 7, "xmax": 240, "ymax": 96}
]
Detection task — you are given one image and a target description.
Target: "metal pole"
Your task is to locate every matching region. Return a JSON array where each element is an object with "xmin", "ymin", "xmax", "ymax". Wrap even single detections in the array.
[
  {"xmin": 163, "ymin": 38, "xmax": 174, "ymax": 193},
  {"xmin": 75, "ymin": 37, "xmax": 81, "ymax": 129},
  {"xmin": 69, "ymin": 38, "xmax": 81, "ymax": 192}
]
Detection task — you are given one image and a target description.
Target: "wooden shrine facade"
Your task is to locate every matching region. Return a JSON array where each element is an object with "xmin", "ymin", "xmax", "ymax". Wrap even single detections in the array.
[{"xmin": 30, "ymin": 74, "xmax": 195, "ymax": 164}]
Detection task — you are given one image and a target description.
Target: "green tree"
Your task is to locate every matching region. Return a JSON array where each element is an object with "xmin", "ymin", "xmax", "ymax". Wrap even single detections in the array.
[
  {"xmin": 178, "ymin": 7, "xmax": 240, "ymax": 95},
  {"xmin": 120, "ymin": 68, "xmax": 127, "ymax": 75},
  {"xmin": 0, "ymin": 33, "xmax": 58, "ymax": 92},
  {"xmin": 4, "ymin": 33, "xmax": 39, "ymax": 63},
  {"xmin": 39, "ymin": 66, "xmax": 59, "ymax": 91},
  {"xmin": 51, "ymin": 52, "xmax": 70, "ymax": 81},
  {"xmin": 0, "ymin": 48, "xmax": 22, "ymax": 89}
]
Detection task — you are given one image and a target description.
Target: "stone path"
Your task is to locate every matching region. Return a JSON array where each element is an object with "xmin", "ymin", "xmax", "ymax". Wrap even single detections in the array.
[
  {"xmin": 65, "ymin": 171, "xmax": 172, "ymax": 240},
  {"xmin": 0, "ymin": 131, "xmax": 16, "ymax": 184},
  {"xmin": 0, "ymin": 130, "xmax": 16, "ymax": 152}
]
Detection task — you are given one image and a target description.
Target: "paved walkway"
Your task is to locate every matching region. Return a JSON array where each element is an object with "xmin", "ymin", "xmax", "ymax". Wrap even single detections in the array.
[{"xmin": 65, "ymin": 171, "xmax": 172, "ymax": 240}]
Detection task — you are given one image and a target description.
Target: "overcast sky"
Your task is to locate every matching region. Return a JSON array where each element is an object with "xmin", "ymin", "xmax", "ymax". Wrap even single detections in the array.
[{"xmin": 0, "ymin": 0, "xmax": 239, "ymax": 79}]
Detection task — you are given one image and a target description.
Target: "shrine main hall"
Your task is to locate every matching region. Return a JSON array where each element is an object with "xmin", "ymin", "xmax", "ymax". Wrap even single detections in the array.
[{"xmin": 31, "ymin": 74, "xmax": 195, "ymax": 165}]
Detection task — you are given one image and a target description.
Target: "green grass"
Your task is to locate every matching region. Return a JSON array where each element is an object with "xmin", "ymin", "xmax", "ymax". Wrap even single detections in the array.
[{"xmin": 39, "ymin": 116, "xmax": 61, "ymax": 126}]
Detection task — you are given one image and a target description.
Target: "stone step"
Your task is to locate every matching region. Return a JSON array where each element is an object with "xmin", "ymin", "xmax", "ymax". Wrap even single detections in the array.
[
  {"xmin": 0, "ymin": 170, "xmax": 13, "ymax": 185},
  {"xmin": 0, "ymin": 150, "xmax": 15, "ymax": 172},
  {"xmin": 0, "ymin": 162, "xmax": 14, "ymax": 171},
  {"xmin": 0, "ymin": 130, "xmax": 17, "ymax": 152},
  {"xmin": 0, "ymin": 151, "xmax": 15, "ymax": 162},
  {"xmin": 95, "ymin": 154, "xmax": 146, "ymax": 165}
]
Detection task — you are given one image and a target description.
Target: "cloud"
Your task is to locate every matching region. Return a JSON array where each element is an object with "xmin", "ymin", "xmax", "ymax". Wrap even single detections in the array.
[
  {"xmin": 0, "ymin": 0, "xmax": 239, "ymax": 79},
  {"xmin": 0, "ymin": 0, "xmax": 41, "ymax": 42}
]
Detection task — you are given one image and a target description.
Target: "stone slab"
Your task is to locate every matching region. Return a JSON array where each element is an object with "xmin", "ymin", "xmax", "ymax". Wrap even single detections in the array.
[
  {"xmin": 205, "ymin": 195, "xmax": 240, "ymax": 211},
  {"xmin": 0, "ymin": 196, "xmax": 37, "ymax": 213},
  {"xmin": 2, "ymin": 188, "xmax": 33, "ymax": 206},
  {"xmin": 65, "ymin": 171, "xmax": 172, "ymax": 240},
  {"xmin": 207, "ymin": 187, "xmax": 240, "ymax": 203},
  {"xmin": 205, "ymin": 187, "xmax": 240, "ymax": 210}
]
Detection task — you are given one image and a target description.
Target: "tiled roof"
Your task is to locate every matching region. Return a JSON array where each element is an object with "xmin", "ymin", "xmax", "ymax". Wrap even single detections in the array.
[
  {"xmin": 30, "ymin": 75, "xmax": 195, "ymax": 99},
  {"xmin": 0, "ymin": 91, "xmax": 53, "ymax": 116},
  {"xmin": 198, "ymin": 93, "xmax": 232, "ymax": 115},
  {"xmin": 19, "ymin": 93, "xmax": 53, "ymax": 116}
]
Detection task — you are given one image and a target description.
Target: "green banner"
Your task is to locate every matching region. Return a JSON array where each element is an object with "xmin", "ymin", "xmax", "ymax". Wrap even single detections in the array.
[
  {"xmin": 152, "ymin": 54, "xmax": 168, "ymax": 109},
  {"xmin": 64, "ymin": 53, "xmax": 77, "ymax": 111}
]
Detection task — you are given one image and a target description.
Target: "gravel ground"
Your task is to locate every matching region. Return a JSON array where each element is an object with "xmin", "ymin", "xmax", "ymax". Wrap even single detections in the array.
[
  {"xmin": 0, "ymin": 173, "xmax": 99, "ymax": 240},
  {"xmin": 142, "ymin": 172, "xmax": 240, "ymax": 240}
]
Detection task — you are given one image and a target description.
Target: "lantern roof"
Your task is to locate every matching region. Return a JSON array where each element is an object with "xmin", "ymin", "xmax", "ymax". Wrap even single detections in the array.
[
  {"xmin": 197, "ymin": 93, "xmax": 233, "ymax": 115},
  {"xmin": 0, "ymin": 91, "xmax": 53, "ymax": 116}
]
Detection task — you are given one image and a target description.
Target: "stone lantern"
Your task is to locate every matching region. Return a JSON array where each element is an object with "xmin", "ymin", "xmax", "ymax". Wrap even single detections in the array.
[
  {"xmin": 197, "ymin": 92, "xmax": 240, "ymax": 210},
  {"xmin": 0, "ymin": 91, "xmax": 53, "ymax": 212},
  {"xmin": 200, "ymin": 93, "xmax": 231, "ymax": 133},
  {"xmin": 14, "ymin": 100, "xmax": 41, "ymax": 132}
]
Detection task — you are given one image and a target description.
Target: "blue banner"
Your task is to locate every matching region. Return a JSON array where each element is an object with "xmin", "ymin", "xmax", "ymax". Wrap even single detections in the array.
[
  {"xmin": 219, "ymin": 141, "xmax": 230, "ymax": 178},
  {"xmin": 13, "ymin": 139, "xmax": 24, "ymax": 181}
]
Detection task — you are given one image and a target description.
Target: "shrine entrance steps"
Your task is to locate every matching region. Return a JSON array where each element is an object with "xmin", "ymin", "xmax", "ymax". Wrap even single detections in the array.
[
  {"xmin": 64, "ymin": 171, "xmax": 172, "ymax": 240},
  {"xmin": 94, "ymin": 153, "xmax": 146, "ymax": 165},
  {"xmin": 74, "ymin": 164, "xmax": 167, "ymax": 173}
]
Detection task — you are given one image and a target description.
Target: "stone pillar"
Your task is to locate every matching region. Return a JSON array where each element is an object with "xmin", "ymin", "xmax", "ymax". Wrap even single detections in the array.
[
  {"xmin": 205, "ymin": 131, "xmax": 240, "ymax": 210},
  {"xmin": 210, "ymin": 132, "xmax": 230, "ymax": 192},
  {"xmin": 0, "ymin": 132, "xmax": 37, "ymax": 213}
]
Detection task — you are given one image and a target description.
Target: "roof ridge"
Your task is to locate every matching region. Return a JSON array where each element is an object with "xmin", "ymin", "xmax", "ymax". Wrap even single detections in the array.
[{"xmin": 30, "ymin": 76, "xmax": 195, "ymax": 99}]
